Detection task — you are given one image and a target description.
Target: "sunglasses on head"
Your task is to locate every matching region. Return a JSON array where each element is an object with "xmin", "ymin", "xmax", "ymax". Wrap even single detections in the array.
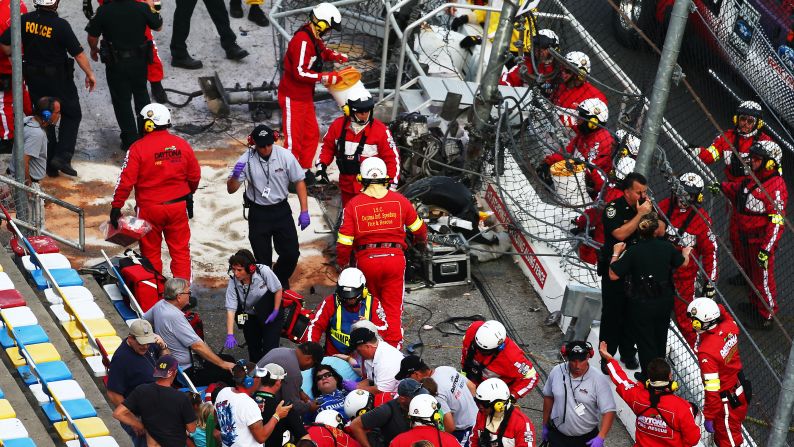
[{"xmin": 316, "ymin": 371, "xmax": 334, "ymax": 381}]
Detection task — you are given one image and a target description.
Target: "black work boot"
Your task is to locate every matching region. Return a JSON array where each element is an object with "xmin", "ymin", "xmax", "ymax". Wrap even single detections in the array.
[
  {"xmin": 225, "ymin": 44, "xmax": 249, "ymax": 60},
  {"xmin": 229, "ymin": 0, "xmax": 243, "ymax": 18},
  {"xmin": 150, "ymin": 81, "xmax": 168, "ymax": 104},
  {"xmin": 248, "ymin": 5, "xmax": 269, "ymax": 26},
  {"xmin": 171, "ymin": 54, "xmax": 203, "ymax": 69}
]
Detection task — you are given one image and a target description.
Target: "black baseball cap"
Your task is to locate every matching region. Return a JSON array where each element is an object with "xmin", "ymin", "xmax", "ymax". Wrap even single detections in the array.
[
  {"xmin": 564, "ymin": 341, "xmax": 591, "ymax": 361},
  {"xmin": 348, "ymin": 327, "xmax": 377, "ymax": 352},
  {"xmin": 395, "ymin": 355, "xmax": 428, "ymax": 380},
  {"xmin": 250, "ymin": 124, "xmax": 275, "ymax": 147}
]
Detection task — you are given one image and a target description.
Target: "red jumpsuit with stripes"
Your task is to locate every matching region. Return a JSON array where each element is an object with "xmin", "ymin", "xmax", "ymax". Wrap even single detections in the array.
[
  {"xmin": 0, "ymin": 0, "xmax": 31, "ymax": 141},
  {"xmin": 694, "ymin": 308, "xmax": 746, "ymax": 447},
  {"xmin": 658, "ymin": 197, "xmax": 717, "ymax": 346},
  {"xmin": 97, "ymin": 0, "xmax": 163, "ymax": 82},
  {"xmin": 470, "ymin": 404, "xmax": 535, "ymax": 447},
  {"xmin": 336, "ymin": 189, "xmax": 427, "ymax": 347},
  {"xmin": 544, "ymin": 127, "xmax": 614, "ymax": 193},
  {"xmin": 551, "ymin": 81, "xmax": 606, "ymax": 129}
]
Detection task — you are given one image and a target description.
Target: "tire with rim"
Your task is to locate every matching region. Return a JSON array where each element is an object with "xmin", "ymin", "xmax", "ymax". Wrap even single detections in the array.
[{"xmin": 612, "ymin": 0, "xmax": 656, "ymax": 49}]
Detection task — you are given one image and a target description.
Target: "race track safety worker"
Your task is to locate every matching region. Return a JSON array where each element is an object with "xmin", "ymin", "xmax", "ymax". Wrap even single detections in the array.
[
  {"xmin": 343, "ymin": 389, "xmax": 375, "ymax": 420},
  {"xmin": 448, "ymin": 0, "xmax": 535, "ymax": 56},
  {"xmin": 86, "ymin": 0, "xmax": 168, "ymax": 103},
  {"xmin": 227, "ymin": 124, "xmax": 310, "ymax": 290},
  {"xmin": 599, "ymin": 342, "xmax": 701, "ymax": 447},
  {"xmin": 500, "ymin": 28, "xmax": 559, "ymax": 96},
  {"xmin": 336, "ymin": 156, "xmax": 427, "ymax": 348},
  {"xmin": 304, "ymin": 267, "xmax": 387, "ymax": 355},
  {"xmin": 317, "ymin": 90, "xmax": 400, "ymax": 206},
  {"xmin": 86, "ymin": 0, "xmax": 163, "ymax": 152},
  {"xmin": 687, "ymin": 298, "xmax": 749, "ymax": 447},
  {"xmin": 0, "ymin": 0, "xmax": 97, "ymax": 178},
  {"xmin": 470, "ymin": 378, "xmax": 535, "ymax": 447},
  {"xmin": 659, "ymin": 172, "xmax": 717, "ymax": 347},
  {"xmin": 308, "ymin": 409, "xmax": 360, "ymax": 447},
  {"xmin": 544, "ymin": 97, "xmax": 614, "ymax": 194},
  {"xmin": 718, "ymin": 140, "xmax": 787, "ymax": 329},
  {"xmin": 691, "ymin": 101, "xmax": 772, "ymax": 286},
  {"xmin": 614, "ymin": 129, "xmax": 640, "ymax": 160},
  {"xmin": 390, "ymin": 395, "xmax": 463, "ymax": 447},
  {"xmin": 0, "ymin": 0, "xmax": 32, "ymax": 150},
  {"xmin": 224, "ymin": 249, "xmax": 285, "ymax": 361},
  {"xmin": 278, "ymin": 2, "xmax": 348, "ymax": 172},
  {"xmin": 460, "ymin": 320, "xmax": 538, "ymax": 400},
  {"xmin": 551, "ymin": 51, "xmax": 606, "ymax": 129},
  {"xmin": 110, "ymin": 103, "xmax": 200, "ymax": 280}
]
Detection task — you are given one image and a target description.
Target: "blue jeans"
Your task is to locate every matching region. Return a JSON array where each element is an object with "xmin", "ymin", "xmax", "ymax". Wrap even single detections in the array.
[{"xmin": 121, "ymin": 421, "xmax": 147, "ymax": 447}]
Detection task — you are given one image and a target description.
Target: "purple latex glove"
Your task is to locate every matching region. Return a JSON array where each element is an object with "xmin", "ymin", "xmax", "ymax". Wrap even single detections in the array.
[
  {"xmin": 298, "ymin": 210, "xmax": 310, "ymax": 230},
  {"xmin": 585, "ymin": 435, "xmax": 604, "ymax": 447},
  {"xmin": 704, "ymin": 420, "xmax": 715, "ymax": 433},
  {"xmin": 541, "ymin": 425, "xmax": 549, "ymax": 442},
  {"xmin": 231, "ymin": 161, "xmax": 246, "ymax": 179},
  {"xmin": 265, "ymin": 309, "xmax": 280, "ymax": 324},
  {"xmin": 342, "ymin": 379, "xmax": 359, "ymax": 392},
  {"xmin": 224, "ymin": 334, "xmax": 237, "ymax": 349}
]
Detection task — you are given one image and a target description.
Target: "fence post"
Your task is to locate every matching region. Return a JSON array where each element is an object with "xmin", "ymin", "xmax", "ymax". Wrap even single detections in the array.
[
  {"xmin": 10, "ymin": 0, "xmax": 26, "ymax": 225},
  {"xmin": 634, "ymin": 0, "xmax": 691, "ymax": 177},
  {"xmin": 768, "ymin": 344, "xmax": 794, "ymax": 446}
]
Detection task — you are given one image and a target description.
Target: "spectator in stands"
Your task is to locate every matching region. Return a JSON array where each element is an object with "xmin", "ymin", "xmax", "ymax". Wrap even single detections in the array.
[
  {"xmin": 106, "ymin": 319, "xmax": 169, "ymax": 447},
  {"xmin": 349, "ymin": 378, "xmax": 427, "ymax": 447},
  {"xmin": 256, "ymin": 341, "xmax": 324, "ymax": 416},
  {"xmin": 251, "ymin": 363, "xmax": 311, "ymax": 447},
  {"xmin": 390, "ymin": 395, "xmax": 462, "ymax": 447},
  {"xmin": 113, "ymin": 354, "xmax": 197, "ymax": 446},
  {"xmin": 145, "ymin": 278, "xmax": 235, "ymax": 385},
  {"xmin": 395, "ymin": 355, "xmax": 477, "ymax": 446},
  {"xmin": 312, "ymin": 364, "xmax": 349, "ymax": 420},
  {"xmin": 541, "ymin": 341, "xmax": 616, "ymax": 447},
  {"xmin": 308, "ymin": 410, "xmax": 360, "ymax": 447},
  {"xmin": 348, "ymin": 327, "xmax": 403, "ymax": 394},
  {"xmin": 551, "ymin": 51, "xmax": 606, "ymax": 129}
]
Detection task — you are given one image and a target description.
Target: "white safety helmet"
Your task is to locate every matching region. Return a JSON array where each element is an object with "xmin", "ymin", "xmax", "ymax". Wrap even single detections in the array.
[
  {"xmin": 344, "ymin": 390, "xmax": 374, "ymax": 418},
  {"xmin": 578, "ymin": 98, "xmax": 609, "ymax": 124},
  {"xmin": 33, "ymin": 0, "xmax": 58, "ymax": 6},
  {"xmin": 564, "ymin": 51, "xmax": 591, "ymax": 74},
  {"xmin": 474, "ymin": 320, "xmax": 507, "ymax": 351},
  {"xmin": 408, "ymin": 394, "xmax": 440, "ymax": 423},
  {"xmin": 750, "ymin": 140, "xmax": 783, "ymax": 167},
  {"xmin": 315, "ymin": 409, "xmax": 345, "ymax": 429},
  {"xmin": 687, "ymin": 297, "xmax": 721, "ymax": 332},
  {"xmin": 735, "ymin": 100, "xmax": 763, "ymax": 119},
  {"xmin": 533, "ymin": 29, "xmax": 559, "ymax": 49},
  {"xmin": 475, "ymin": 378, "xmax": 511, "ymax": 409},
  {"xmin": 337, "ymin": 267, "xmax": 366, "ymax": 302},
  {"xmin": 359, "ymin": 157, "xmax": 390, "ymax": 181},
  {"xmin": 140, "ymin": 103, "xmax": 171, "ymax": 127},
  {"xmin": 614, "ymin": 157, "xmax": 636, "ymax": 181},
  {"xmin": 678, "ymin": 172, "xmax": 704, "ymax": 206},
  {"xmin": 312, "ymin": 2, "xmax": 342, "ymax": 32},
  {"xmin": 615, "ymin": 129, "xmax": 641, "ymax": 158}
]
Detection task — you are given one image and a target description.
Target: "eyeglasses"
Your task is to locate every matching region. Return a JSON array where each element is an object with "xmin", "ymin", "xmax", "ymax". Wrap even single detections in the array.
[
  {"xmin": 315, "ymin": 372, "xmax": 334, "ymax": 381},
  {"xmin": 738, "ymin": 115, "xmax": 757, "ymax": 123}
]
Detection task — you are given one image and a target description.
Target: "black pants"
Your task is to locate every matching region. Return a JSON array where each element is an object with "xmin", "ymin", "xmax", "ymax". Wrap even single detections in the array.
[
  {"xmin": 248, "ymin": 200, "xmax": 300, "ymax": 290},
  {"xmin": 548, "ymin": 426, "xmax": 598, "ymax": 447},
  {"xmin": 171, "ymin": 0, "xmax": 237, "ymax": 57},
  {"xmin": 106, "ymin": 58, "xmax": 149, "ymax": 149},
  {"xmin": 630, "ymin": 297, "xmax": 673, "ymax": 376},
  {"xmin": 24, "ymin": 68, "xmax": 81, "ymax": 165},
  {"xmin": 182, "ymin": 353, "xmax": 234, "ymax": 387},
  {"xmin": 599, "ymin": 277, "xmax": 637, "ymax": 361},
  {"xmin": 243, "ymin": 309, "xmax": 284, "ymax": 362}
]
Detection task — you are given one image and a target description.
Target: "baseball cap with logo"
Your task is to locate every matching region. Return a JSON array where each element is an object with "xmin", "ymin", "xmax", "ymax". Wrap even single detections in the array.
[
  {"xmin": 129, "ymin": 319, "xmax": 157, "ymax": 345},
  {"xmin": 255, "ymin": 363, "xmax": 287, "ymax": 380},
  {"xmin": 153, "ymin": 354, "xmax": 178, "ymax": 378},
  {"xmin": 395, "ymin": 355, "xmax": 428, "ymax": 380},
  {"xmin": 250, "ymin": 124, "xmax": 275, "ymax": 147}
]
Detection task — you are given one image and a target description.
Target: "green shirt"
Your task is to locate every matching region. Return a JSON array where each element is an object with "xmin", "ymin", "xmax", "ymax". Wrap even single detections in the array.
[
  {"xmin": 610, "ymin": 238, "xmax": 685, "ymax": 300},
  {"xmin": 85, "ymin": 0, "xmax": 162, "ymax": 50}
]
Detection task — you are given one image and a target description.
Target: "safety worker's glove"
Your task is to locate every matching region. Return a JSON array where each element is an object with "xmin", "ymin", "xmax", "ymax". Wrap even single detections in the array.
[
  {"xmin": 231, "ymin": 161, "xmax": 247, "ymax": 180},
  {"xmin": 459, "ymin": 35, "xmax": 482, "ymax": 51},
  {"xmin": 315, "ymin": 162, "xmax": 330, "ymax": 184},
  {"xmin": 109, "ymin": 207, "xmax": 122, "ymax": 229},
  {"xmin": 321, "ymin": 72, "xmax": 341, "ymax": 86},
  {"xmin": 706, "ymin": 182, "xmax": 721, "ymax": 195},
  {"xmin": 704, "ymin": 420, "xmax": 715, "ymax": 433},
  {"xmin": 342, "ymin": 379, "xmax": 358, "ymax": 391},
  {"xmin": 541, "ymin": 425, "xmax": 549, "ymax": 442},
  {"xmin": 450, "ymin": 14, "xmax": 468, "ymax": 31},
  {"xmin": 298, "ymin": 210, "xmax": 311, "ymax": 230},
  {"xmin": 83, "ymin": 0, "xmax": 94, "ymax": 20},
  {"xmin": 687, "ymin": 144, "xmax": 701, "ymax": 158},
  {"xmin": 585, "ymin": 435, "xmax": 604, "ymax": 447},
  {"xmin": 757, "ymin": 249, "xmax": 770, "ymax": 269},
  {"xmin": 328, "ymin": 51, "xmax": 349, "ymax": 64},
  {"xmin": 224, "ymin": 334, "xmax": 237, "ymax": 349},
  {"xmin": 389, "ymin": 183, "xmax": 398, "ymax": 192},
  {"xmin": 265, "ymin": 309, "xmax": 280, "ymax": 324},
  {"xmin": 700, "ymin": 282, "xmax": 716, "ymax": 299}
]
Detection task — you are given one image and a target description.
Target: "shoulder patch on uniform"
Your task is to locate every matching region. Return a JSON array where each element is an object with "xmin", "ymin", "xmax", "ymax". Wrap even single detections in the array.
[{"xmin": 606, "ymin": 206, "xmax": 616, "ymax": 219}]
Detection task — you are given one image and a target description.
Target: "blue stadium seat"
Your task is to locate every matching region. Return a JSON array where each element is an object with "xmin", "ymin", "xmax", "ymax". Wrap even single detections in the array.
[
  {"xmin": 112, "ymin": 301, "xmax": 137, "ymax": 321},
  {"xmin": 0, "ymin": 325, "xmax": 48, "ymax": 348},
  {"xmin": 18, "ymin": 361, "xmax": 72, "ymax": 385},
  {"xmin": 41, "ymin": 398, "xmax": 97, "ymax": 423},
  {"xmin": 30, "ymin": 269, "xmax": 83, "ymax": 290}
]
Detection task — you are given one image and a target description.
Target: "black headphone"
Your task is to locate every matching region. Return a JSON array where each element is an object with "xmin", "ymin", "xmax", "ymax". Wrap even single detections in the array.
[
  {"xmin": 33, "ymin": 97, "xmax": 55, "ymax": 124},
  {"xmin": 560, "ymin": 341, "xmax": 594, "ymax": 359},
  {"xmin": 235, "ymin": 359, "xmax": 255, "ymax": 388}
]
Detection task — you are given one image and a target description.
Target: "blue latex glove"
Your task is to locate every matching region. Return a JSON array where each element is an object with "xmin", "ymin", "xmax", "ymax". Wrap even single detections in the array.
[
  {"xmin": 231, "ymin": 161, "xmax": 246, "ymax": 179},
  {"xmin": 224, "ymin": 334, "xmax": 237, "ymax": 349},
  {"xmin": 541, "ymin": 425, "xmax": 549, "ymax": 442},
  {"xmin": 585, "ymin": 435, "xmax": 604, "ymax": 447},
  {"xmin": 342, "ymin": 379, "xmax": 359, "ymax": 392},
  {"xmin": 704, "ymin": 420, "xmax": 715, "ymax": 433},
  {"xmin": 299, "ymin": 210, "xmax": 310, "ymax": 230},
  {"xmin": 265, "ymin": 309, "xmax": 280, "ymax": 324}
]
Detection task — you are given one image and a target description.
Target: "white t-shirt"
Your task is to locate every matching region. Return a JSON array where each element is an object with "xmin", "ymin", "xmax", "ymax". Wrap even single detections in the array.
[
  {"xmin": 215, "ymin": 388, "xmax": 264, "ymax": 447},
  {"xmin": 368, "ymin": 341, "xmax": 403, "ymax": 393},
  {"xmin": 432, "ymin": 366, "xmax": 478, "ymax": 430}
]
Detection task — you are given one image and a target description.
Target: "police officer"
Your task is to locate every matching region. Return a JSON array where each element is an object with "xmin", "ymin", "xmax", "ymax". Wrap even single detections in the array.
[
  {"xmin": 0, "ymin": 0, "xmax": 97, "ymax": 177},
  {"xmin": 170, "ymin": 0, "xmax": 248, "ymax": 69},
  {"xmin": 227, "ymin": 124, "xmax": 310, "ymax": 290},
  {"xmin": 86, "ymin": 0, "xmax": 162, "ymax": 152}
]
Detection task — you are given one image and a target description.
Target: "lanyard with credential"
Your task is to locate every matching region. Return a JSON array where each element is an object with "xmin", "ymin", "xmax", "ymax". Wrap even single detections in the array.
[{"xmin": 257, "ymin": 154, "xmax": 271, "ymax": 194}]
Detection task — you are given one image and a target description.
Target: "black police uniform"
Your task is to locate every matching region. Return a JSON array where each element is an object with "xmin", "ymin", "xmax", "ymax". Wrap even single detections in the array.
[
  {"xmin": 0, "ymin": 8, "xmax": 83, "ymax": 171},
  {"xmin": 610, "ymin": 238, "xmax": 684, "ymax": 376},
  {"xmin": 170, "ymin": 0, "xmax": 244, "ymax": 64},
  {"xmin": 599, "ymin": 196, "xmax": 638, "ymax": 364},
  {"xmin": 86, "ymin": 0, "xmax": 162, "ymax": 150}
]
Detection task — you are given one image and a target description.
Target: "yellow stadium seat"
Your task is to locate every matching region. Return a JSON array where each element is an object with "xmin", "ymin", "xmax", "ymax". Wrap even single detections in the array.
[
  {"xmin": 75, "ymin": 336, "xmax": 121, "ymax": 358},
  {"xmin": 0, "ymin": 399, "xmax": 16, "ymax": 419},
  {"xmin": 54, "ymin": 417, "xmax": 110, "ymax": 441},
  {"xmin": 5, "ymin": 343, "xmax": 60, "ymax": 367},
  {"xmin": 62, "ymin": 319, "xmax": 116, "ymax": 340}
]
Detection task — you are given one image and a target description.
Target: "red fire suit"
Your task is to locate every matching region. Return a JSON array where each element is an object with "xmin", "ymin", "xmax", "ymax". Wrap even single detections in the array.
[
  {"xmin": 279, "ymin": 24, "xmax": 343, "ymax": 169},
  {"xmin": 604, "ymin": 358, "xmax": 701, "ymax": 447},
  {"xmin": 318, "ymin": 116, "xmax": 400, "ymax": 205},
  {"xmin": 306, "ymin": 425, "xmax": 362, "ymax": 447},
  {"xmin": 499, "ymin": 58, "xmax": 554, "ymax": 88},
  {"xmin": 544, "ymin": 127, "xmax": 614, "ymax": 193},
  {"xmin": 470, "ymin": 406, "xmax": 535, "ymax": 447},
  {"xmin": 390, "ymin": 426, "xmax": 462, "ymax": 447},
  {"xmin": 551, "ymin": 81, "xmax": 607, "ymax": 129},
  {"xmin": 658, "ymin": 197, "xmax": 717, "ymax": 346},
  {"xmin": 722, "ymin": 172, "xmax": 787, "ymax": 320},
  {"xmin": 460, "ymin": 321, "xmax": 538, "ymax": 399},
  {"xmin": 336, "ymin": 189, "xmax": 427, "ymax": 347},
  {"xmin": 0, "ymin": 0, "xmax": 31, "ymax": 141},
  {"xmin": 694, "ymin": 307, "xmax": 747, "ymax": 447},
  {"xmin": 112, "ymin": 129, "xmax": 200, "ymax": 280},
  {"xmin": 304, "ymin": 293, "xmax": 387, "ymax": 355},
  {"xmin": 97, "ymin": 0, "xmax": 163, "ymax": 82},
  {"xmin": 574, "ymin": 184, "xmax": 623, "ymax": 265}
]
